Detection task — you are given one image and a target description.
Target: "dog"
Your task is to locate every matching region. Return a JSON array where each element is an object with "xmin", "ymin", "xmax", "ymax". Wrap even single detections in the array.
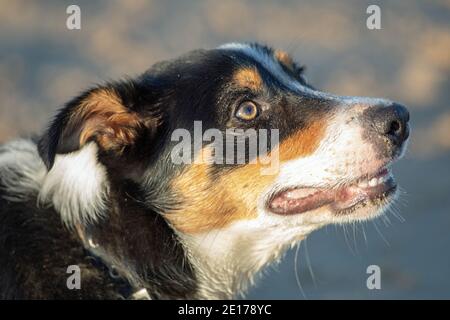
[{"xmin": 0, "ymin": 43, "xmax": 409, "ymax": 299}]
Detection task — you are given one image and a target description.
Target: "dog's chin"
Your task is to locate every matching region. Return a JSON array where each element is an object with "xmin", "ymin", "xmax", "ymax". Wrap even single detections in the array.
[{"xmin": 266, "ymin": 167, "xmax": 398, "ymax": 222}]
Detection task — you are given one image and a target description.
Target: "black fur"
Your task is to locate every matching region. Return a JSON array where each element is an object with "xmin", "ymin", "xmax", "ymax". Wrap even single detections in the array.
[{"xmin": 0, "ymin": 43, "xmax": 339, "ymax": 299}]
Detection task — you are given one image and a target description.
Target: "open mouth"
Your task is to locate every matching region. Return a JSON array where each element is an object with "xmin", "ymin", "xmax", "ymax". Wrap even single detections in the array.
[{"xmin": 268, "ymin": 168, "xmax": 397, "ymax": 215}]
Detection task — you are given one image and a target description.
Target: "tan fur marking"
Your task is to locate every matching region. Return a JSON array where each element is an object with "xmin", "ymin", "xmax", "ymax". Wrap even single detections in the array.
[
  {"xmin": 274, "ymin": 50, "xmax": 295, "ymax": 72},
  {"xmin": 234, "ymin": 67, "xmax": 263, "ymax": 91},
  {"xmin": 167, "ymin": 148, "xmax": 272, "ymax": 234},
  {"xmin": 276, "ymin": 119, "xmax": 326, "ymax": 161},
  {"xmin": 167, "ymin": 119, "xmax": 327, "ymax": 234},
  {"xmin": 67, "ymin": 88, "xmax": 155, "ymax": 153}
]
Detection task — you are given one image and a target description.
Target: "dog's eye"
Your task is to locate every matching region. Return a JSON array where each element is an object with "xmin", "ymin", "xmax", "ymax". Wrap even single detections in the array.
[{"xmin": 235, "ymin": 101, "xmax": 259, "ymax": 121}]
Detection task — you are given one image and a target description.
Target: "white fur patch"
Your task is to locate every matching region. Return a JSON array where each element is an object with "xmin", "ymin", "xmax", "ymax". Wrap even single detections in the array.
[
  {"xmin": 180, "ymin": 217, "xmax": 318, "ymax": 299},
  {"xmin": 0, "ymin": 139, "xmax": 47, "ymax": 201},
  {"xmin": 1, "ymin": 140, "xmax": 109, "ymax": 227},
  {"xmin": 38, "ymin": 143, "xmax": 110, "ymax": 227}
]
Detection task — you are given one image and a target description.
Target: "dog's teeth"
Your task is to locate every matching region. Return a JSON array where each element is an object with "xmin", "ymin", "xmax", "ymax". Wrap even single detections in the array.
[
  {"xmin": 358, "ymin": 181, "xmax": 368, "ymax": 188},
  {"xmin": 354, "ymin": 170, "xmax": 391, "ymax": 189},
  {"xmin": 369, "ymin": 177, "xmax": 378, "ymax": 187},
  {"xmin": 378, "ymin": 176, "xmax": 387, "ymax": 184}
]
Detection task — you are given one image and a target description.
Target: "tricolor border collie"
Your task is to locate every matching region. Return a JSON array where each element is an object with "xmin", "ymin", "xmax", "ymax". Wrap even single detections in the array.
[{"xmin": 0, "ymin": 43, "xmax": 409, "ymax": 299}]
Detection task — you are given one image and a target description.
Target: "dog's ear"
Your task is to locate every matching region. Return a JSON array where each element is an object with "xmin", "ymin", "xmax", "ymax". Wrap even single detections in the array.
[{"xmin": 38, "ymin": 82, "xmax": 160, "ymax": 168}]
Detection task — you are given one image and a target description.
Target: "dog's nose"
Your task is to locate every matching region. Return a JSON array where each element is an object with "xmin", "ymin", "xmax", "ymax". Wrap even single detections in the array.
[{"xmin": 370, "ymin": 103, "xmax": 410, "ymax": 146}]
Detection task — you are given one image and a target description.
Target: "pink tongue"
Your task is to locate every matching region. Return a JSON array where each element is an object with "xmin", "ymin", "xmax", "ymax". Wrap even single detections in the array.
[
  {"xmin": 270, "ymin": 186, "xmax": 368, "ymax": 215},
  {"xmin": 270, "ymin": 189, "xmax": 334, "ymax": 214},
  {"xmin": 333, "ymin": 186, "xmax": 367, "ymax": 210}
]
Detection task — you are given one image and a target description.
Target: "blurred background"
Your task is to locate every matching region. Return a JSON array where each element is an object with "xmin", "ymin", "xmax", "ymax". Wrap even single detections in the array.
[{"xmin": 0, "ymin": 0, "xmax": 449, "ymax": 299}]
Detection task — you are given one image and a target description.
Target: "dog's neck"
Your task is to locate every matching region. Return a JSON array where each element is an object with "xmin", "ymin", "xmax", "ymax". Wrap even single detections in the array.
[
  {"xmin": 178, "ymin": 220, "xmax": 314, "ymax": 299},
  {"xmin": 45, "ymin": 145, "xmax": 315, "ymax": 299},
  {"xmin": 78, "ymin": 188, "xmax": 313, "ymax": 299}
]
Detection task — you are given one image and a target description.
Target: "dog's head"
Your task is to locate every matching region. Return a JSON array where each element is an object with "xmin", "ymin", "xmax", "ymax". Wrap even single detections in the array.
[{"xmin": 38, "ymin": 43, "xmax": 409, "ymax": 297}]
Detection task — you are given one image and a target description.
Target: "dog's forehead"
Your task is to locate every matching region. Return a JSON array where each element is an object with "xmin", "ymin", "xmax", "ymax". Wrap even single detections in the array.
[
  {"xmin": 217, "ymin": 43, "xmax": 305, "ymax": 92},
  {"xmin": 147, "ymin": 43, "xmax": 307, "ymax": 97}
]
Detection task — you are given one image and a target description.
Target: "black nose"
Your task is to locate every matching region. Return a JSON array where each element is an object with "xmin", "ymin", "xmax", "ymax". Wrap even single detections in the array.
[{"xmin": 371, "ymin": 103, "xmax": 410, "ymax": 146}]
